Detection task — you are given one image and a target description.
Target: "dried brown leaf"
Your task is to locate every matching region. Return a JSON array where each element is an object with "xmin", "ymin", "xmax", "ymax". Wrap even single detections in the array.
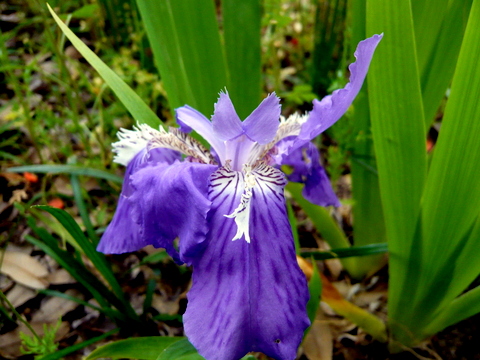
[
  {"xmin": 1, "ymin": 250, "xmax": 49, "ymax": 289},
  {"xmin": 6, "ymin": 284, "xmax": 37, "ymax": 307},
  {"xmin": 303, "ymin": 312, "xmax": 333, "ymax": 360}
]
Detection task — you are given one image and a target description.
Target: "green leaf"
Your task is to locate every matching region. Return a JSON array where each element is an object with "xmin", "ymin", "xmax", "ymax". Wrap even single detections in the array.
[
  {"xmin": 70, "ymin": 174, "xmax": 98, "ymax": 243},
  {"xmin": 222, "ymin": 0, "xmax": 262, "ymax": 118},
  {"xmin": 47, "ymin": 4, "xmax": 161, "ymax": 128},
  {"xmin": 25, "ymin": 231, "xmax": 125, "ymax": 321},
  {"xmin": 156, "ymin": 338, "xmax": 204, "ymax": 360},
  {"xmin": 7, "ymin": 164, "xmax": 123, "ymax": 183},
  {"xmin": 33, "ymin": 206, "xmax": 138, "ymax": 321},
  {"xmin": 420, "ymin": 0, "xmax": 473, "ymax": 125},
  {"xmin": 300, "ymin": 243, "xmax": 388, "ymax": 260},
  {"xmin": 86, "ymin": 337, "xmax": 183, "ymax": 360},
  {"xmin": 71, "ymin": 4, "xmax": 100, "ymax": 19},
  {"xmin": 136, "ymin": 0, "xmax": 227, "ymax": 117},
  {"xmin": 412, "ymin": 0, "xmax": 480, "ymax": 335},
  {"xmin": 411, "ymin": 0, "xmax": 449, "ymax": 77},
  {"xmin": 366, "ymin": 0, "xmax": 427, "ymax": 320},
  {"xmin": 348, "ymin": 0, "xmax": 387, "ymax": 279},
  {"xmin": 306, "ymin": 260, "xmax": 322, "ymax": 330},
  {"xmin": 287, "ymin": 199, "xmax": 301, "ymax": 255},
  {"xmin": 286, "ymin": 182, "xmax": 358, "ymax": 275},
  {"xmin": 37, "ymin": 329, "xmax": 119, "ymax": 360}
]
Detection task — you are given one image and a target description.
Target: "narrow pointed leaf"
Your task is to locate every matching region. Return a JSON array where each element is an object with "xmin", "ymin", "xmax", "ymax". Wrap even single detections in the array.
[
  {"xmin": 418, "ymin": 0, "xmax": 480, "ymax": 318},
  {"xmin": 7, "ymin": 164, "xmax": 123, "ymax": 183},
  {"xmin": 47, "ymin": 4, "xmax": 161, "ymax": 128},
  {"xmin": 86, "ymin": 337, "xmax": 183, "ymax": 360},
  {"xmin": 136, "ymin": 0, "xmax": 227, "ymax": 116},
  {"xmin": 420, "ymin": 0, "xmax": 473, "ymax": 125},
  {"xmin": 223, "ymin": 0, "xmax": 262, "ymax": 118},
  {"xmin": 366, "ymin": 0, "xmax": 427, "ymax": 320}
]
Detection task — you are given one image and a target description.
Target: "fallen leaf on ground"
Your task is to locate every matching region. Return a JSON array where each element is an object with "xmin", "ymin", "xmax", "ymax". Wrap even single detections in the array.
[
  {"xmin": 303, "ymin": 311, "xmax": 333, "ymax": 360},
  {"xmin": 0, "ymin": 250, "xmax": 49, "ymax": 289},
  {"xmin": 6, "ymin": 284, "xmax": 37, "ymax": 307},
  {"xmin": 32, "ymin": 289, "xmax": 83, "ymax": 323}
]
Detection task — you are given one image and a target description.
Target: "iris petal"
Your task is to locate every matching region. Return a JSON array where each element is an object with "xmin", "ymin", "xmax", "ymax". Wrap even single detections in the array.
[
  {"xmin": 175, "ymin": 105, "xmax": 225, "ymax": 158},
  {"xmin": 243, "ymin": 93, "xmax": 281, "ymax": 144},
  {"xmin": 281, "ymin": 142, "xmax": 340, "ymax": 207},
  {"xmin": 293, "ymin": 34, "xmax": 383, "ymax": 151},
  {"xmin": 97, "ymin": 148, "xmax": 181, "ymax": 254},
  {"xmin": 212, "ymin": 91, "xmax": 244, "ymax": 141},
  {"xmin": 184, "ymin": 165, "xmax": 310, "ymax": 360},
  {"xmin": 129, "ymin": 161, "xmax": 216, "ymax": 264}
]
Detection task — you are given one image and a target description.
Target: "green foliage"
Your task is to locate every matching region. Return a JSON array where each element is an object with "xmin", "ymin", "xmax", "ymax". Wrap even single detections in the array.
[
  {"xmin": 86, "ymin": 336, "xmax": 183, "ymax": 360},
  {"xmin": 26, "ymin": 206, "xmax": 139, "ymax": 325},
  {"xmin": 306, "ymin": 260, "xmax": 321, "ymax": 331},
  {"xmin": 48, "ymin": 4, "xmax": 161, "ymax": 129},
  {"xmin": 19, "ymin": 321, "xmax": 61, "ymax": 358}
]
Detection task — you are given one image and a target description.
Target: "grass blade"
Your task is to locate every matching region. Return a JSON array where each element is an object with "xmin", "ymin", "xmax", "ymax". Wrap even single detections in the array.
[
  {"xmin": 7, "ymin": 165, "xmax": 123, "ymax": 183},
  {"xmin": 33, "ymin": 206, "xmax": 139, "ymax": 321},
  {"xmin": 70, "ymin": 174, "xmax": 98, "ymax": 243},
  {"xmin": 47, "ymin": 4, "xmax": 161, "ymax": 128},
  {"xmin": 300, "ymin": 243, "xmax": 388, "ymax": 261}
]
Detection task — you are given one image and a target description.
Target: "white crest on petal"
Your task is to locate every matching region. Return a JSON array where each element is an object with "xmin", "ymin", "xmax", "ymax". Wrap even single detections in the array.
[
  {"xmin": 224, "ymin": 164, "xmax": 256, "ymax": 243},
  {"xmin": 113, "ymin": 123, "xmax": 161, "ymax": 166},
  {"xmin": 148, "ymin": 127, "xmax": 216, "ymax": 165},
  {"xmin": 246, "ymin": 113, "xmax": 309, "ymax": 166}
]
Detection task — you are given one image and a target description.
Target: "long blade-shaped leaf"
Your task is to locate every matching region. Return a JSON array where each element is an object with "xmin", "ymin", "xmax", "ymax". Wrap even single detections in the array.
[
  {"xmin": 86, "ymin": 337, "xmax": 183, "ymax": 360},
  {"xmin": 136, "ymin": 0, "xmax": 227, "ymax": 117},
  {"xmin": 47, "ymin": 4, "xmax": 161, "ymax": 128},
  {"xmin": 366, "ymin": 0, "xmax": 427, "ymax": 325},
  {"xmin": 411, "ymin": 0, "xmax": 448, "ymax": 77},
  {"xmin": 349, "ymin": 0, "xmax": 387, "ymax": 278},
  {"xmin": 417, "ymin": 0, "xmax": 480, "ymax": 318},
  {"xmin": 222, "ymin": 0, "xmax": 262, "ymax": 118},
  {"xmin": 420, "ymin": 0, "xmax": 473, "ymax": 125},
  {"xmin": 7, "ymin": 164, "xmax": 123, "ymax": 183},
  {"xmin": 34, "ymin": 206, "xmax": 138, "ymax": 321}
]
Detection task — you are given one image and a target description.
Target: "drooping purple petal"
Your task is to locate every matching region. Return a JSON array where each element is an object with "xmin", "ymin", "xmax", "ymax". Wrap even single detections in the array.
[
  {"xmin": 243, "ymin": 93, "xmax": 281, "ymax": 144},
  {"xmin": 281, "ymin": 142, "xmax": 340, "ymax": 207},
  {"xmin": 184, "ymin": 165, "xmax": 310, "ymax": 360},
  {"xmin": 175, "ymin": 105, "xmax": 225, "ymax": 157},
  {"xmin": 97, "ymin": 148, "xmax": 181, "ymax": 254},
  {"xmin": 293, "ymin": 34, "xmax": 383, "ymax": 152},
  {"xmin": 129, "ymin": 161, "xmax": 217, "ymax": 264},
  {"xmin": 212, "ymin": 91, "xmax": 244, "ymax": 141}
]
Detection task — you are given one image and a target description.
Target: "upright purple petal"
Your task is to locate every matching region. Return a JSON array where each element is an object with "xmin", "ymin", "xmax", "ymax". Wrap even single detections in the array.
[
  {"xmin": 281, "ymin": 142, "xmax": 340, "ymax": 207},
  {"xmin": 175, "ymin": 105, "xmax": 225, "ymax": 157},
  {"xmin": 184, "ymin": 165, "xmax": 310, "ymax": 360},
  {"xmin": 212, "ymin": 91, "xmax": 244, "ymax": 141},
  {"xmin": 97, "ymin": 148, "xmax": 181, "ymax": 254},
  {"xmin": 293, "ymin": 34, "xmax": 383, "ymax": 151},
  {"xmin": 243, "ymin": 93, "xmax": 281, "ymax": 144},
  {"xmin": 129, "ymin": 161, "xmax": 217, "ymax": 263}
]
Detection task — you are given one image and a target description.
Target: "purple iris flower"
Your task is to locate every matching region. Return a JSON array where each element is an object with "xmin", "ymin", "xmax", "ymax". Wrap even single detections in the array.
[{"xmin": 97, "ymin": 34, "xmax": 382, "ymax": 360}]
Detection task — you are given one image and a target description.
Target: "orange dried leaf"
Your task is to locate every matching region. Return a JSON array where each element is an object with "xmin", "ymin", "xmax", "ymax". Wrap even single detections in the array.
[
  {"xmin": 23, "ymin": 172, "xmax": 38, "ymax": 183},
  {"xmin": 48, "ymin": 198, "xmax": 65, "ymax": 209}
]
